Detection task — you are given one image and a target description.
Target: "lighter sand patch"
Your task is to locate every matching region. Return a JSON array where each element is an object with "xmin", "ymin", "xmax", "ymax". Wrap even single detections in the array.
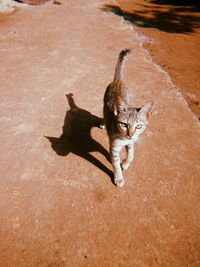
[
  {"xmin": 13, "ymin": 123, "xmax": 34, "ymax": 134},
  {"xmin": 0, "ymin": 0, "xmax": 22, "ymax": 13}
]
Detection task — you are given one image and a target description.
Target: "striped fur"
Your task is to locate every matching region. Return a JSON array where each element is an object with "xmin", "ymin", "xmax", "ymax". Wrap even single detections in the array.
[{"xmin": 103, "ymin": 49, "xmax": 153, "ymax": 187}]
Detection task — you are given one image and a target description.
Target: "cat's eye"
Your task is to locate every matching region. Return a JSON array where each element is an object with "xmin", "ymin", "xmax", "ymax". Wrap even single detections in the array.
[
  {"xmin": 118, "ymin": 122, "xmax": 128, "ymax": 128},
  {"xmin": 136, "ymin": 124, "xmax": 143, "ymax": 129}
]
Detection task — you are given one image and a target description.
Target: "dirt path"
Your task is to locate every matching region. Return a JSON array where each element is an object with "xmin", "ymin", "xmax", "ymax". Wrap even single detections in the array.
[
  {"xmin": 102, "ymin": 0, "xmax": 200, "ymax": 119},
  {"xmin": 0, "ymin": 0, "xmax": 200, "ymax": 266}
]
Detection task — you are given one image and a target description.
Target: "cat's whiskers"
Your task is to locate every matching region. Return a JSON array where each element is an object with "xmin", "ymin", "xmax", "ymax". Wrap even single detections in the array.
[{"xmin": 136, "ymin": 135, "xmax": 144, "ymax": 144}]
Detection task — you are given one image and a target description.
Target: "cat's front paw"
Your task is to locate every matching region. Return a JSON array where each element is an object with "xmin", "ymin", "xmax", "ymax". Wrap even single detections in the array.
[
  {"xmin": 99, "ymin": 124, "xmax": 105, "ymax": 129},
  {"xmin": 114, "ymin": 175, "xmax": 125, "ymax": 187},
  {"xmin": 99, "ymin": 119, "xmax": 105, "ymax": 129}
]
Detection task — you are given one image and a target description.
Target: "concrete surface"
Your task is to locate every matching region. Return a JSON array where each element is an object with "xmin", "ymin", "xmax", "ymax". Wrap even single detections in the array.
[{"xmin": 0, "ymin": 0, "xmax": 200, "ymax": 266}]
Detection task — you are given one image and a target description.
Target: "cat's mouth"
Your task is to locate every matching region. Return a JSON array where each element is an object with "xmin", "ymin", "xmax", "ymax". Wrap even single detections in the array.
[
  {"xmin": 125, "ymin": 135, "xmax": 133, "ymax": 140},
  {"xmin": 126, "ymin": 134, "xmax": 137, "ymax": 140},
  {"xmin": 126, "ymin": 133, "xmax": 134, "ymax": 139}
]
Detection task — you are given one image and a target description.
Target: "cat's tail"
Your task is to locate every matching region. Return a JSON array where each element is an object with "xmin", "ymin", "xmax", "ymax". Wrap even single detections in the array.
[{"xmin": 113, "ymin": 48, "xmax": 131, "ymax": 81}]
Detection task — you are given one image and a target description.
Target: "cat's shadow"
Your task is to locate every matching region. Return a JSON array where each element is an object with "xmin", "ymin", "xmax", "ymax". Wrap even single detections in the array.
[{"xmin": 45, "ymin": 93, "xmax": 113, "ymax": 182}]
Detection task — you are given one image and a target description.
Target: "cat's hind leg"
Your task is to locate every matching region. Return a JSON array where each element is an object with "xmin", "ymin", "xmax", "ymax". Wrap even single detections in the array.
[{"xmin": 99, "ymin": 119, "xmax": 105, "ymax": 129}]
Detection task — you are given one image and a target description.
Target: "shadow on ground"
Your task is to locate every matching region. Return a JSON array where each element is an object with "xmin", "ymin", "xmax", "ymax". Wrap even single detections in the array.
[
  {"xmin": 101, "ymin": 0, "xmax": 200, "ymax": 34},
  {"xmin": 45, "ymin": 93, "xmax": 113, "ymax": 182}
]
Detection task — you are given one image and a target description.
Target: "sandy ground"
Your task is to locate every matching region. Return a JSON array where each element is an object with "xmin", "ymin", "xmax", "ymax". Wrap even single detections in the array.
[
  {"xmin": 0, "ymin": 0, "xmax": 200, "ymax": 266},
  {"xmin": 102, "ymin": 0, "xmax": 200, "ymax": 118}
]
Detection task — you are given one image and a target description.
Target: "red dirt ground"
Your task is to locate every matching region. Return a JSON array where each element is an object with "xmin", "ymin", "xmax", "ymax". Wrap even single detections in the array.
[
  {"xmin": 103, "ymin": 0, "xmax": 200, "ymax": 118},
  {"xmin": 0, "ymin": 0, "xmax": 200, "ymax": 266}
]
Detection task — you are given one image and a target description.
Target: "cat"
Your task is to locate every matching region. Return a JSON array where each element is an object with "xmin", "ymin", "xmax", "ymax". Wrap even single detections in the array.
[{"xmin": 103, "ymin": 48, "xmax": 153, "ymax": 187}]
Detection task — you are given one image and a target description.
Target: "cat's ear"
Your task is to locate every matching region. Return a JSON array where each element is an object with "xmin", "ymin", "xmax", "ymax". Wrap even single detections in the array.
[
  {"xmin": 139, "ymin": 101, "xmax": 154, "ymax": 119},
  {"xmin": 114, "ymin": 97, "xmax": 128, "ymax": 116}
]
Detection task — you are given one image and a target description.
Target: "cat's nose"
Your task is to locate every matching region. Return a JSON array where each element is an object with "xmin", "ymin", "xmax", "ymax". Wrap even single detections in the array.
[{"xmin": 128, "ymin": 130, "xmax": 134, "ymax": 138}]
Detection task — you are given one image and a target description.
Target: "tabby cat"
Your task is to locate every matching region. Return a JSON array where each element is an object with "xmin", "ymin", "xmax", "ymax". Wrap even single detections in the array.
[{"xmin": 103, "ymin": 49, "xmax": 153, "ymax": 187}]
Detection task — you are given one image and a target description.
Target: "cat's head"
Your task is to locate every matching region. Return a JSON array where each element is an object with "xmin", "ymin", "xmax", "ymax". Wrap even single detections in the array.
[{"xmin": 114, "ymin": 97, "xmax": 153, "ymax": 140}]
